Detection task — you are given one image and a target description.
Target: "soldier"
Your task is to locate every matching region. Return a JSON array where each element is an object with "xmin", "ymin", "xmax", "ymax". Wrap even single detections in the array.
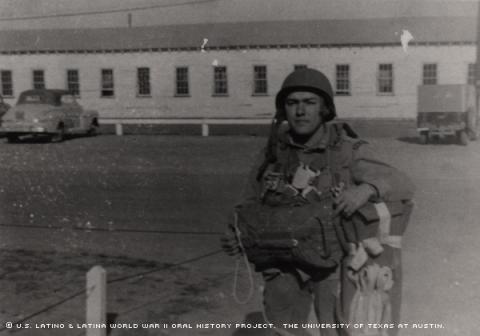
[{"xmin": 222, "ymin": 68, "xmax": 414, "ymax": 336}]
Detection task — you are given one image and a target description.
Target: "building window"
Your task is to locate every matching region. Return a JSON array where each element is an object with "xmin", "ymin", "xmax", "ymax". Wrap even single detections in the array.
[
  {"xmin": 175, "ymin": 67, "xmax": 189, "ymax": 96},
  {"xmin": 137, "ymin": 67, "xmax": 151, "ymax": 96},
  {"xmin": 32, "ymin": 70, "xmax": 45, "ymax": 90},
  {"xmin": 101, "ymin": 69, "xmax": 114, "ymax": 97},
  {"xmin": 66, "ymin": 69, "xmax": 80, "ymax": 96},
  {"xmin": 253, "ymin": 65, "xmax": 268, "ymax": 95},
  {"xmin": 468, "ymin": 63, "xmax": 476, "ymax": 85},
  {"xmin": 377, "ymin": 63, "xmax": 393, "ymax": 94},
  {"xmin": 423, "ymin": 63, "xmax": 437, "ymax": 85},
  {"xmin": 294, "ymin": 64, "xmax": 308, "ymax": 70},
  {"xmin": 1, "ymin": 70, "xmax": 13, "ymax": 97},
  {"xmin": 335, "ymin": 64, "xmax": 350, "ymax": 95},
  {"xmin": 213, "ymin": 66, "xmax": 228, "ymax": 95}
]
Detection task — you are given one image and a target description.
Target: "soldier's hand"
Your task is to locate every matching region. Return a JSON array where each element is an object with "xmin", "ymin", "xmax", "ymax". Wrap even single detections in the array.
[
  {"xmin": 334, "ymin": 184, "xmax": 377, "ymax": 217},
  {"xmin": 220, "ymin": 230, "xmax": 242, "ymax": 256}
]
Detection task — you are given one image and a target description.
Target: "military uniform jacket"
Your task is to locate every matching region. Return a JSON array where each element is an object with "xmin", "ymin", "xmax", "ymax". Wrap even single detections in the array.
[{"xmin": 242, "ymin": 121, "xmax": 414, "ymax": 205}]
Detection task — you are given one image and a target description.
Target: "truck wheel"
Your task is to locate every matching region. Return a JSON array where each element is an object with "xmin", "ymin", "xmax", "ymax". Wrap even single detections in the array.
[
  {"xmin": 419, "ymin": 132, "xmax": 429, "ymax": 145},
  {"xmin": 468, "ymin": 129, "xmax": 478, "ymax": 141},
  {"xmin": 458, "ymin": 130, "xmax": 468, "ymax": 146}
]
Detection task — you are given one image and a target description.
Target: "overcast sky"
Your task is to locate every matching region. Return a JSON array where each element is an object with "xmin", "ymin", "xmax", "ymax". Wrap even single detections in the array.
[{"xmin": 0, "ymin": 0, "xmax": 477, "ymax": 31}]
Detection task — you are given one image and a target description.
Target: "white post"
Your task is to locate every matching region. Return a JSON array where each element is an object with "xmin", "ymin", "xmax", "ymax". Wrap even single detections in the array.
[
  {"xmin": 115, "ymin": 123, "xmax": 123, "ymax": 136},
  {"xmin": 201, "ymin": 122, "xmax": 209, "ymax": 136},
  {"xmin": 86, "ymin": 265, "xmax": 107, "ymax": 336}
]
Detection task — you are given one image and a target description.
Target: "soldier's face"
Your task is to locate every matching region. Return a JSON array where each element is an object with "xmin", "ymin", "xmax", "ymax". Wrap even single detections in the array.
[{"xmin": 285, "ymin": 91, "xmax": 325, "ymax": 136}]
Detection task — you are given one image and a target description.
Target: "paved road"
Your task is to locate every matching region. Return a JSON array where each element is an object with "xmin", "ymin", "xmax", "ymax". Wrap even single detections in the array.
[{"xmin": 0, "ymin": 135, "xmax": 479, "ymax": 336}]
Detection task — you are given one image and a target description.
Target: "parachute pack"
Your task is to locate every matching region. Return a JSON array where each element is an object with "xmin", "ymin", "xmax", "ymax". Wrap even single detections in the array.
[{"xmin": 234, "ymin": 194, "xmax": 342, "ymax": 272}]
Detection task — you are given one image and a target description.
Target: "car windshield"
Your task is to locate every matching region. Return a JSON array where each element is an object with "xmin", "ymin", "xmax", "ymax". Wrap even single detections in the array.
[
  {"xmin": 18, "ymin": 92, "xmax": 62, "ymax": 106},
  {"xmin": 23, "ymin": 95, "xmax": 44, "ymax": 103}
]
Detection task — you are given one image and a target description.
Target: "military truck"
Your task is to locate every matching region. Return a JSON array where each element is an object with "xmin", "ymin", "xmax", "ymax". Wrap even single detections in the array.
[{"xmin": 417, "ymin": 84, "xmax": 478, "ymax": 145}]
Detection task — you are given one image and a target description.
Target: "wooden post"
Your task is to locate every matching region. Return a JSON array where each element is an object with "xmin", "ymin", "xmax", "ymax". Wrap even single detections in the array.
[
  {"xmin": 115, "ymin": 123, "xmax": 123, "ymax": 136},
  {"xmin": 86, "ymin": 266, "xmax": 107, "ymax": 336},
  {"xmin": 475, "ymin": 1, "xmax": 480, "ymax": 134},
  {"xmin": 201, "ymin": 122, "xmax": 209, "ymax": 136}
]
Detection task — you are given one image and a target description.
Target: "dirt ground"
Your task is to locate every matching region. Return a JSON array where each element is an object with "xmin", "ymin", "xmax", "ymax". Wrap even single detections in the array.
[{"xmin": 0, "ymin": 134, "xmax": 479, "ymax": 336}]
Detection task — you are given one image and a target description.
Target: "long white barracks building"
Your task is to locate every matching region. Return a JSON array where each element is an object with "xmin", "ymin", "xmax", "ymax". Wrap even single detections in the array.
[{"xmin": 0, "ymin": 16, "xmax": 477, "ymax": 121}]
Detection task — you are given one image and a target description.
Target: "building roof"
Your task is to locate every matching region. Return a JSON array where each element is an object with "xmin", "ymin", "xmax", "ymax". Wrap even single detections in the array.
[{"xmin": 0, "ymin": 17, "xmax": 476, "ymax": 54}]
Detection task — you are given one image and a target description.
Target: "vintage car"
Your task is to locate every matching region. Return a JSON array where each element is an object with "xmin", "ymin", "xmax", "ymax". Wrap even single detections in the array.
[
  {"xmin": 0, "ymin": 94, "xmax": 10, "ymax": 120},
  {"xmin": 0, "ymin": 89, "xmax": 99, "ymax": 142}
]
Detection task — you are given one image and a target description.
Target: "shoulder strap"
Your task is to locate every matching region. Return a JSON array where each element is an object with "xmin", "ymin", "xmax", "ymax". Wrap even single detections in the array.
[
  {"xmin": 325, "ymin": 121, "xmax": 363, "ymax": 187},
  {"xmin": 328, "ymin": 121, "xmax": 358, "ymax": 144},
  {"xmin": 256, "ymin": 121, "xmax": 296, "ymax": 180},
  {"xmin": 256, "ymin": 120, "xmax": 280, "ymax": 181}
]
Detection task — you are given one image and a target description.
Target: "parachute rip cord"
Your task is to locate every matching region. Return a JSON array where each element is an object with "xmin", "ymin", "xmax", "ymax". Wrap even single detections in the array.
[{"xmin": 232, "ymin": 211, "xmax": 255, "ymax": 304}]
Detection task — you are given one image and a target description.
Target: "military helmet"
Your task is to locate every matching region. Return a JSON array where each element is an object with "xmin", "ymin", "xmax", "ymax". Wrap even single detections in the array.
[{"xmin": 275, "ymin": 68, "xmax": 336, "ymax": 122}]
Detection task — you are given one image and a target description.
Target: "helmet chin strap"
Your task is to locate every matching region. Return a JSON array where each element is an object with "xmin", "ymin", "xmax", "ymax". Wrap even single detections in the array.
[{"xmin": 321, "ymin": 107, "xmax": 333, "ymax": 121}]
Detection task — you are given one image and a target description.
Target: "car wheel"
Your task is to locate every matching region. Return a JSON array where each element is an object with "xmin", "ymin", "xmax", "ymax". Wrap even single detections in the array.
[
  {"xmin": 6, "ymin": 134, "xmax": 19, "ymax": 143},
  {"xmin": 457, "ymin": 130, "xmax": 468, "ymax": 146},
  {"xmin": 419, "ymin": 132, "xmax": 429, "ymax": 145},
  {"xmin": 50, "ymin": 126, "xmax": 65, "ymax": 143}
]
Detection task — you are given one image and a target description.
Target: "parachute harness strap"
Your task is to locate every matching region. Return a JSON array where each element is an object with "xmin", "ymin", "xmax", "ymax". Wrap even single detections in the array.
[{"xmin": 232, "ymin": 211, "xmax": 255, "ymax": 304}]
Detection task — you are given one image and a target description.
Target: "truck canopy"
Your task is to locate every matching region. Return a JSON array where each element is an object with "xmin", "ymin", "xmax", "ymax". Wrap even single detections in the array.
[{"xmin": 417, "ymin": 84, "xmax": 475, "ymax": 113}]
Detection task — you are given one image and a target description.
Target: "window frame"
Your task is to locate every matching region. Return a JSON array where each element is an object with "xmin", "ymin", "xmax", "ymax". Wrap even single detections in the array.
[
  {"xmin": 175, "ymin": 66, "xmax": 190, "ymax": 97},
  {"xmin": 0, "ymin": 70, "xmax": 14, "ymax": 97},
  {"xmin": 100, "ymin": 68, "xmax": 115, "ymax": 98},
  {"xmin": 212, "ymin": 66, "xmax": 228, "ymax": 96},
  {"xmin": 377, "ymin": 63, "xmax": 394, "ymax": 95},
  {"xmin": 136, "ymin": 67, "xmax": 151, "ymax": 97},
  {"xmin": 335, "ymin": 64, "xmax": 351, "ymax": 96},
  {"xmin": 32, "ymin": 69, "xmax": 45, "ymax": 90},
  {"xmin": 422, "ymin": 63, "xmax": 438, "ymax": 85},
  {"xmin": 467, "ymin": 63, "xmax": 476, "ymax": 85},
  {"xmin": 253, "ymin": 65, "xmax": 268, "ymax": 96},
  {"xmin": 66, "ymin": 69, "xmax": 80, "ymax": 97}
]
